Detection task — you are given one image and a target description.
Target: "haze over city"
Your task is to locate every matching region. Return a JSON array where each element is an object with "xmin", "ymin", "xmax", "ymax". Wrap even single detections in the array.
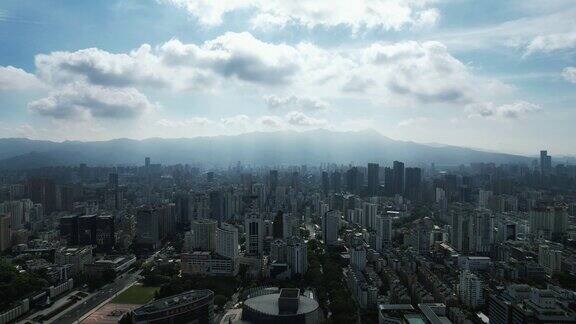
[{"xmin": 1, "ymin": 1, "xmax": 576, "ymax": 324}]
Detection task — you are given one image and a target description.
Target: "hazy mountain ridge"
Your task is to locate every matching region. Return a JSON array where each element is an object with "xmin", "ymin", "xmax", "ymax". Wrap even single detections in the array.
[{"xmin": 0, "ymin": 130, "xmax": 530, "ymax": 169}]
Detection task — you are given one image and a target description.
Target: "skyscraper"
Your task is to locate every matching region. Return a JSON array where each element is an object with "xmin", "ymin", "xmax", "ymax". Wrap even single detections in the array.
[
  {"xmin": 330, "ymin": 171, "xmax": 342, "ymax": 192},
  {"xmin": 404, "ymin": 167, "xmax": 422, "ymax": 202},
  {"xmin": 392, "ymin": 161, "xmax": 405, "ymax": 196},
  {"xmin": 459, "ymin": 270, "xmax": 484, "ymax": 309},
  {"xmin": 245, "ymin": 213, "xmax": 264, "ymax": 256},
  {"xmin": 189, "ymin": 219, "xmax": 218, "ymax": 252},
  {"xmin": 540, "ymin": 150, "xmax": 552, "ymax": 175},
  {"xmin": 362, "ymin": 202, "xmax": 377, "ymax": 230},
  {"xmin": 286, "ymin": 236, "xmax": 308, "ymax": 276},
  {"xmin": 375, "ymin": 214, "xmax": 392, "ymax": 251},
  {"xmin": 0, "ymin": 213, "xmax": 11, "ymax": 252},
  {"xmin": 451, "ymin": 203, "xmax": 473, "ymax": 253},
  {"xmin": 384, "ymin": 167, "xmax": 394, "ymax": 196},
  {"xmin": 216, "ymin": 223, "xmax": 238, "ymax": 259},
  {"xmin": 346, "ymin": 167, "xmax": 362, "ymax": 194},
  {"xmin": 322, "ymin": 210, "xmax": 340, "ymax": 246},
  {"xmin": 321, "ymin": 171, "xmax": 330, "ymax": 196},
  {"xmin": 367, "ymin": 163, "xmax": 380, "ymax": 196}
]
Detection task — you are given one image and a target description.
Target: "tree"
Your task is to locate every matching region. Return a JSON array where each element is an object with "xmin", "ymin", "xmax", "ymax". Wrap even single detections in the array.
[{"xmin": 214, "ymin": 294, "xmax": 227, "ymax": 308}]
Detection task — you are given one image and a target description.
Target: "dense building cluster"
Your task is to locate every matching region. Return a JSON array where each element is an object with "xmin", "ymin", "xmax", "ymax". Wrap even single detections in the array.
[{"xmin": 0, "ymin": 150, "xmax": 575, "ymax": 323}]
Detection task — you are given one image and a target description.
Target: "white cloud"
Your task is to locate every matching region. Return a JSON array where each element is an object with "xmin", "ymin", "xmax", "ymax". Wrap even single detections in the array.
[
  {"xmin": 0, "ymin": 66, "xmax": 44, "ymax": 90},
  {"xmin": 285, "ymin": 111, "xmax": 327, "ymax": 127},
  {"xmin": 161, "ymin": 0, "xmax": 440, "ymax": 31},
  {"xmin": 264, "ymin": 94, "xmax": 328, "ymax": 112},
  {"xmin": 28, "ymin": 33, "xmax": 512, "ymax": 121},
  {"xmin": 157, "ymin": 117, "xmax": 212, "ymax": 127},
  {"xmin": 160, "ymin": 33, "xmax": 300, "ymax": 85},
  {"xmin": 466, "ymin": 101, "xmax": 541, "ymax": 120},
  {"xmin": 356, "ymin": 41, "xmax": 505, "ymax": 104},
  {"xmin": 28, "ymin": 83, "xmax": 155, "ymax": 120},
  {"xmin": 525, "ymin": 31, "xmax": 576, "ymax": 56},
  {"xmin": 562, "ymin": 67, "xmax": 576, "ymax": 83}
]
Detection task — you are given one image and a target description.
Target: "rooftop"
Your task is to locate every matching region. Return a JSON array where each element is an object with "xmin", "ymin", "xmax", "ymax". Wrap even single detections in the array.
[{"xmin": 133, "ymin": 289, "xmax": 213, "ymax": 315}]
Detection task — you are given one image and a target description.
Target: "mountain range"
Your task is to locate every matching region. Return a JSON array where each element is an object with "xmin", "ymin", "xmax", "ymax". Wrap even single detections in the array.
[{"xmin": 0, "ymin": 129, "xmax": 532, "ymax": 169}]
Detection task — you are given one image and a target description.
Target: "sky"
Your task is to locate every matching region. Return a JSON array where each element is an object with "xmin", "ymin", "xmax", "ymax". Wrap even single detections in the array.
[{"xmin": 0, "ymin": 0, "xmax": 575, "ymax": 155}]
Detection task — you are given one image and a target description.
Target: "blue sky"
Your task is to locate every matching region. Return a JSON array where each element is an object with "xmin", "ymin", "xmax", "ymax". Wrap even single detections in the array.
[{"xmin": 0, "ymin": 0, "xmax": 575, "ymax": 155}]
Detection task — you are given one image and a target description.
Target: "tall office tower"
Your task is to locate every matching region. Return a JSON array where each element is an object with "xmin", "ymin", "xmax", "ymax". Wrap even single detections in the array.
[
  {"xmin": 209, "ymin": 190, "xmax": 224, "ymax": 223},
  {"xmin": 383, "ymin": 167, "xmax": 394, "ymax": 196},
  {"xmin": 270, "ymin": 239, "xmax": 287, "ymax": 263},
  {"xmin": 108, "ymin": 173, "xmax": 119, "ymax": 189},
  {"xmin": 251, "ymin": 183, "xmax": 266, "ymax": 210},
  {"xmin": 0, "ymin": 213, "xmax": 11, "ymax": 252},
  {"xmin": 286, "ymin": 237, "xmax": 308, "ymax": 275},
  {"xmin": 346, "ymin": 167, "xmax": 362, "ymax": 194},
  {"xmin": 470, "ymin": 208, "xmax": 494, "ymax": 253},
  {"xmin": 529, "ymin": 203, "xmax": 568, "ymax": 241},
  {"xmin": 216, "ymin": 223, "xmax": 238, "ymax": 259},
  {"xmin": 459, "ymin": 271, "xmax": 484, "ymax": 309},
  {"xmin": 190, "ymin": 219, "xmax": 217, "ymax": 251},
  {"xmin": 321, "ymin": 171, "xmax": 330, "ymax": 196},
  {"xmin": 175, "ymin": 193, "xmax": 191, "ymax": 225},
  {"xmin": 540, "ymin": 150, "xmax": 552, "ymax": 175},
  {"xmin": 451, "ymin": 204, "xmax": 473, "ymax": 253},
  {"xmin": 322, "ymin": 210, "xmax": 340, "ymax": 246},
  {"xmin": 478, "ymin": 190, "xmax": 493, "ymax": 209},
  {"xmin": 245, "ymin": 213, "xmax": 264, "ymax": 256},
  {"xmin": 145, "ymin": 157, "xmax": 150, "ymax": 168},
  {"xmin": 28, "ymin": 178, "xmax": 57, "ymax": 214},
  {"xmin": 392, "ymin": 161, "xmax": 405, "ymax": 196},
  {"xmin": 330, "ymin": 171, "xmax": 342, "ymax": 192},
  {"xmin": 350, "ymin": 247, "xmax": 367, "ymax": 271},
  {"xmin": 273, "ymin": 211, "xmax": 284, "ymax": 239},
  {"xmin": 367, "ymin": 163, "xmax": 380, "ymax": 196},
  {"xmin": 404, "ymin": 167, "xmax": 422, "ymax": 202},
  {"xmin": 362, "ymin": 202, "xmax": 377, "ymax": 230}
]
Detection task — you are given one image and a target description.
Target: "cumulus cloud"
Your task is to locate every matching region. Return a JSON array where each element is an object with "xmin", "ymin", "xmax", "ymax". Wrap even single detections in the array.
[
  {"xmin": 161, "ymin": 0, "xmax": 440, "ymax": 31},
  {"xmin": 562, "ymin": 67, "xmax": 576, "ymax": 83},
  {"xmin": 264, "ymin": 95, "xmax": 328, "ymax": 112},
  {"xmin": 357, "ymin": 41, "xmax": 494, "ymax": 104},
  {"xmin": 160, "ymin": 33, "xmax": 300, "ymax": 85},
  {"xmin": 0, "ymin": 66, "xmax": 44, "ymax": 90},
  {"xmin": 28, "ymin": 83, "xmax": 155, "ymax": 120},
  {"xmin": 28, "ymin": 33, "xmax": 511, "ymax": 121},
  {"xmin": 466, "ymin": 101, "xmax": 541, "ymax": 120}
]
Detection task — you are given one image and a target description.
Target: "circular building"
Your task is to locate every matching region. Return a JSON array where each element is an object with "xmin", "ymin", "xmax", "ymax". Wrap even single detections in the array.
[{"xmin": 242, "ymin": 288, "xmax": 321, "ymax": 324}]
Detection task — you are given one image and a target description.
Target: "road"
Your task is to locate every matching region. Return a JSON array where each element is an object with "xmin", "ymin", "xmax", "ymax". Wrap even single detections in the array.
[{"xmin": 53, "ymin": 271, "xmax": 140, "ymax": 324}]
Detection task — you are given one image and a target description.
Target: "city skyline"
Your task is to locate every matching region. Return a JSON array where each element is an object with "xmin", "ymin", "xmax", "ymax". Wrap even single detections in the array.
[{"xmin": 0, "ymin": 0, "xmax": 575, "ymax": 155}]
